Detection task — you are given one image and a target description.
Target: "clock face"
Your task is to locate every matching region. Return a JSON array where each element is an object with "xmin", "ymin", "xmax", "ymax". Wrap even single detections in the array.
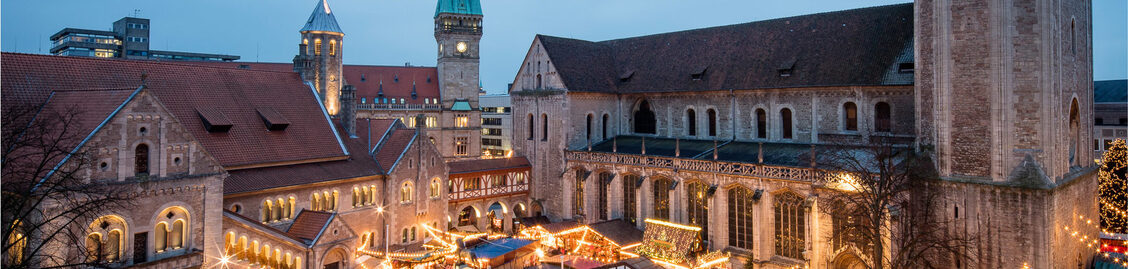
[{"xmin": 456, "ymin": 42, "xmax": 468, "ymax": 53}]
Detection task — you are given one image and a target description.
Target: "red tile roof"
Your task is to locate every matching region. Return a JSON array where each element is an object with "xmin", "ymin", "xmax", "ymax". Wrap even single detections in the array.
[
  {"xmin": 447, "ymin": 157, "xmax": 531, "ymax": 176},
  {"xmin": 179, "ymin": 62, "xmax": 442, "ymax": 105},
  {"xmin": 373, "ymin": 127, "xmax": 416, "ymax": 174},
  {"xmin": 223, "ymin": 210, "xmax": 308, "ymax": 246},
  {"xmin": 1, "ymin": 53, "xmax": 348, "ymax": 168},
  {"xmin": 286, "ymin": 210, "xmax": 335, "ymax": 244}
]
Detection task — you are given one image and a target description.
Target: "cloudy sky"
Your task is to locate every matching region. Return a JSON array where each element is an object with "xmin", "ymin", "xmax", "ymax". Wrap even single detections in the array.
[{"xmin": 2, "ymin": 0, "xmax": 1125, "ymax": 94}]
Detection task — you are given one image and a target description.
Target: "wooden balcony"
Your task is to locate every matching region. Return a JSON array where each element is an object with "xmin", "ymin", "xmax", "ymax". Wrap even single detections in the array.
[{"xmin": 448, "ymin": 182, "xmax": 528, "ymax": 203}]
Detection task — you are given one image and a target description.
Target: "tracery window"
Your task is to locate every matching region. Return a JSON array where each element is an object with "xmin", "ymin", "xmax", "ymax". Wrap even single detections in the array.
[
  {"xmin": 573, "ymin": 170, "xmax": 585, "ymax": 217},
  {"xmin": 727, "ymin": 186, "xmax": 755, "ymax": 249},
  {"xmin": 774, "ymin": 192, "xmax": 806, "ymax": 259},
  {"xmin": 843, "ymin": 102, "xmax": 858, "ymax": 131},
  {"xmin": 622, "ymin": 174, "xmax": 639, "ymax": 224},
  {"xmin": 598, "ymin": 172, "xmax": 612, "ymax": 220},
  {"xmin": 686, "ymin": 181, "xmax": 709, "ymax": 239},
  {"xmin": 652, "ymin": 177, "xmax": 672, "ymax": 220},
  {"xmin": 455, "ymin": 137, "xmax": 468, "ymax": 156}
]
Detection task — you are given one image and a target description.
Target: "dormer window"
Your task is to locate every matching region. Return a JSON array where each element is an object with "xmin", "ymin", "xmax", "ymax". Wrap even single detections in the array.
[
  {"xmin": 898, "ymin": 62, "xmax": 914, "ymax": 73},
  {"xmin": 196, "ymin": 107, "xmax": 233, "ymax": 132},
  {"xmin": 690, "ymin": 66, "xmax": 707, "ymax": 81},
  {"xmin": 778, "ymin": 58, "xmax": 797, "ymax": 77},
  {"xmin": 620, "ymin": 70, "xmax": 635, "ymax": 82}
]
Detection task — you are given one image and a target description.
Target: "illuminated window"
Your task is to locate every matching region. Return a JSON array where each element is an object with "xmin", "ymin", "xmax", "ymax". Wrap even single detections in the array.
[
  {"xmin": 622, "ymin": 174, "xmax": 638, "ymax": 224},
  {"xmin": 843, "ymin": 102, "xmax": 858, "ymax": 131},
  {"xmin": 430, "ymin": 178, "xmax": 441, "ymax": 198},
  {"xmin": 329, "ymin": 40, "xmax": 337, "ymax": 56},
  {"xmin": 687, "ymin": 181, "xmax": 709, "ymax": 239},
  {"xmin": 401, "ymin": 182, "xmax": 413, "ymax": 203},
  {"xmin": 425, "ymin": 117, "xmax": 438, "ymax": 128},
  {"xmin": 652, "ymin": 177, "xmax": 672, "ymax": 220},
  {"xmin": 774, "ymin": 192, "xmax": 805, "ymax": 259},
  {"xmin": 155, "ymin": 207, "xmax": 188, "ymax": 253},
  {"xmin": 455, "ymin": 114, "xmax": 469, "ymax": 128},
  {"xmin": 455, "ymin": 137, "xmax": 468, "ymax": 156},
  {"xmin": 86, "ymin": 217, "xmax": 125, "ymax": 262},
  {"xmin": 727, "ymin": 186, "xmax": 755, "ymax": 249},
  {"xmin": 573, "ymin": 170, "xmax": 585, "ymax": 217},
  {"xmin": 314, "ymin": 39, "xmax": 322, "ymax": 55}
]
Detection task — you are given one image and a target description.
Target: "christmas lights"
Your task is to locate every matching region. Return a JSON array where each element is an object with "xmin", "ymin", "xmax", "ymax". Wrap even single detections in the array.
[{"xmin": 1099, "ymin": 139, "xmax": 1127, "ymax": 234}]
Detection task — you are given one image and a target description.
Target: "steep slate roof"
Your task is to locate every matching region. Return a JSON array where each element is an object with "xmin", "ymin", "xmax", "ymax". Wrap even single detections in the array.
[
  {"xmin": 1, "ymin": 53, "xmax": 347, "ymax": 168},
  {"xmin": 300, "ymin": 0, "xmax": 343, "ymax": 34},
  {"xmin": 286, "ymin": 210, "xmax": 336, "ymax": 244},
  {"xmin": 447, "ymin": 157, "xmax": 531, "ymax": 176},
  {"xmin": 181, "ymin": 62, "xmax": 442, "ymax": 105},
  {"xmin": 589, "ymin": 219, "xmax": 644, "ymax": 246},
  {"xmin": 1095, "ymin": 79, "xmax": 1128, "ymax": 103},
  {"xmin": 435, "ymin": 0, "xmax": 482, "ymax": 17},
  {"xmin": 536, "ymin": 3, "xmax": 915, "ymax": 93}
]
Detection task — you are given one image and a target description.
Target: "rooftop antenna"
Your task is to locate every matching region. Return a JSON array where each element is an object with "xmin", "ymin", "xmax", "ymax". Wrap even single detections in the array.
[{"xmin": 132, "ymin": 9, "xmax": 141, "ymax": 17}]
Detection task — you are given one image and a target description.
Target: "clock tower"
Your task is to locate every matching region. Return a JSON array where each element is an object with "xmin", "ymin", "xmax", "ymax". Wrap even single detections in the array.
[{"xmin": 434, "ymin": 0, "xmax": 483, "ymax": 159}]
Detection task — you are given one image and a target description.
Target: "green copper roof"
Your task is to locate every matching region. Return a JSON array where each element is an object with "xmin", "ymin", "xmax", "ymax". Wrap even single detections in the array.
[
  {"xmin": 451, "ymin": 101, "xmax": 472, "ymax": 111},
  {"xmin": 435, "ymin": 0, "xmax": 482, "ymax": 18}
]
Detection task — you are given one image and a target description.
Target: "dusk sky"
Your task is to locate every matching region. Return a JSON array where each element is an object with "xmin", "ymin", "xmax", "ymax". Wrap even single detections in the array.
[{"xmin": 2, "ymin": 0, "xmax": 1125, "ymax": 94}]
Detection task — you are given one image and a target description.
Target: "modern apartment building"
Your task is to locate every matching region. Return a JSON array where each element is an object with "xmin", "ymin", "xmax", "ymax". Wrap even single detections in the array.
[
  {"xmin": 50, "ymin": 17, "xmax": 239, "ymax": 61},
  {"xmin": 480, "ymin": 94, "xmax": 512, "ymax": 158},
  {"xmin": 1095, "ymin": 79, "xmax": 1127, "ymax": 154}
]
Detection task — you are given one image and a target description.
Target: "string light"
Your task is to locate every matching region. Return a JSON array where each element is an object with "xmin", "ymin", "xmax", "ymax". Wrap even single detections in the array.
[{"xmin": 1099, "ymin": 139, "xmax": 1127, "ymax": 234}]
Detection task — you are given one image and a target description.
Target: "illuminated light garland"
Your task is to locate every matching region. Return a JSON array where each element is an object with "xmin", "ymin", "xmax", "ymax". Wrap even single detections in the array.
[
  {"xmin": 645, "ymin": 218, "xmax": 703, "ymax": 231},
  {"xmin": 1099, "ymin": 139, "xmax": 1127, "ymax": 234}
]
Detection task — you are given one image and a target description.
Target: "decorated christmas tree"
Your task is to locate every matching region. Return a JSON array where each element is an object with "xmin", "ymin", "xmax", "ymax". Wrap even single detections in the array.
[{"xmin": 1099, "ymin": 139, "xmax": 1127, "ymax": 234}]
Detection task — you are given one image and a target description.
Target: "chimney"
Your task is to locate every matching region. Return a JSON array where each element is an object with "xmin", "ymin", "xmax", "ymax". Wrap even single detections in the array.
[
  {"xmin": 293, "ymin": 43, "xmax": 309, "ymax": 74},
  {"xmin": 341, "ymin": 85, "xmax": 357, "ymax": 138}
]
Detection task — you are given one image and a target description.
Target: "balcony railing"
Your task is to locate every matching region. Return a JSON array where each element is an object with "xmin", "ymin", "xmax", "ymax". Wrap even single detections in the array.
[
  {"xmin": 448, "ymin": 183, "xmax": 529, "ymax": 203},
  {"xmin": 565, "ymin": 151, "xmax": 834, "ymax": 182},
  {"xmin": 357, "ymin": 103, "xmax": 442, "ymax": 111}
]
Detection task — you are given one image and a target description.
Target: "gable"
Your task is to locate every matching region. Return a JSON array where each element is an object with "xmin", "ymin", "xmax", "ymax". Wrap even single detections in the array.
[{"xmin": 509, "ymin": 38, "xmax": 572, "ymax": 93}]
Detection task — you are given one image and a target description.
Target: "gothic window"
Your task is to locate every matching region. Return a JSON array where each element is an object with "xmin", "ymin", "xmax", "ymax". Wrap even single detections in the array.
[
  {"xmin": 774, "ymin": 192, "xmax": 805, "ymax": 259},
  {"xmin": 314, "ymin": 39, "xmax": 322, "ymax": 56},
  {"xmin": 830, "ymin": 200, "xmax": 850, "ymax": 251},
  {"xmin": 598, "ymin": 172, "xmax": 612, "ymax": 220},
  {"xmin": 622, "ymin": 174, "xmax": 638, "ymax": 224},
  {"xmin": 780, "ymin": 108, "xmax": 793, "ymax": 139},
  {"xmin": 843, "ymin": 102, "xmax": 858, "ymax": 131},
  {"xmin": 687, "ymin": 181, "xmax": 709, "ymax": 239},
  {"xmin": 536, "ymin": 74, "xmax": 542, "ymax": 89},
  {"xmin": 573, "ymin": 170, "xmax": 585, "ymax": 217},
  {"xmin": 634, "ymin": 100, "xmax": 657, "ymax": 134},
  {"xmin": 586, "ymin": 114, "xmax": 593, "ymax": 142},
  {"xmin": 455, "ymin": 136, "xmax": 468, "ymax": 156},
  {"xmin": 687, "ymin": 109, "xmax": 697, "ymax": 136},
  {"xmin": 135, "ymin": 144, "xmax": 149, "ymax": 177},
  {"xmin": 756, "ymin": 109, "xmax": 767, "ymax": 139},
  {"xmin": 707, "ymin": 109, "xmax": 718, "ymax": 136},
  {"xmin": 602, "ymin": 114, "xmax": 610, "ymax": 140},
  {"xmin": 652, "ymin": 177, "xmax": 672, "ymax": 220},
  {"xmin": 727, "ymin": 186, "xmax": 755, "ymax": 249},
  {"xmin": 155, "ymin": 207, "xmax": 188, "ymax": 253},
  {"xmin": 527, "ymin": 114, "xmax": 535, "ymax": 140},
  {"xmin": 875, "ymin": 102, "xmax": 891, "ymax": 133},
  {"xmin": 401, "ymin": 182, "xmax": 413, "ymax": 203},
  {"xmin": 541, "ymin": 114, "xmax": 549, "ymax": 141},
  {"xmin": 1069, "ymin": 99, "xmax": 1080, "ymax": 166}
]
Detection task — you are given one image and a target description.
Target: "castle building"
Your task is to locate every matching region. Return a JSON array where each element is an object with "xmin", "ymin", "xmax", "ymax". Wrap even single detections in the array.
[
  {"xmin": 510, "ymin": 1, "xmax": 1097, "ymax": 268},
  {"xmin": 1, "ymin": 1, "xmax": 531, "ymax": 268},
  {"xmin": 50, "ymin": 17, "xmax": 240, "ymax": 61}
]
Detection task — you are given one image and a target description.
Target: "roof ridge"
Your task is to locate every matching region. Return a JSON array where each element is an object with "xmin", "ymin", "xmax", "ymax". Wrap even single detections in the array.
[{"xmin": 0, "ymin": 52, "xmax": 307, "ymax": 75}]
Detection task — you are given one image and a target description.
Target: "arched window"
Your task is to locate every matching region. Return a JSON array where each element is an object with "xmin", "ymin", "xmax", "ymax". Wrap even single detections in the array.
[
  {"xmin": 536, "ymin": 74, "xmax": 542, "ymax": 89},
  {"xmin": 370, "ymin": 185, "xmax": 377, "ymax": 204},
  {"xmin": 686, "ymin": 109, "xmax": 697, "ymax": 136},
  {"xmin": 756, "ymin": 109, "xmax": 767, "ymax": 139},
  {"xmin": 458, "ymin": 206, "xmax": 477, "ymax": 227},
  {"xmin": 1069, "ymin": 99, "xmax": 1080, "ymax": 166},
  {"xmin": 622, "ymin": 174, "xmax": 639, "ymax": 224},
  {"xmin": 527, "ymin": 114, "xmax": 535, "ymax": 140},
  {"xmin": 830, "ymin": 200, "xmax": 850, "ymax": 251},
  {"xmin": 687, "ymin": 181, "xmax": 709, "ymax": 239},
  {"xmin": 314, "ymin": 39, "xmax": 322, "ymax": 55},
  {"xmin": 707, "ymin": 109, "xmax": 717, "ymax": 137},
  {"xmin": 169, "ymin": 220, "xmax": 184, "ymax": 249},
  {"xmin": 156, "ymin": 207, "xmax": 188, "ymax": 253},
  {"xmin": 87, "ymin": 216, "xmax": 126, "ymax": 262},
  {"xmin": 652, "ymin": 177, "xmax": 672, "ymax": 220},
  {"xmin": 541, "ymin": 114, "xmax": 549, "ymax": 141},
  {"xmin": 598, "ymin": 172, "xmax": 612, "ymax": 220},
  {"xmin": 780, "ymin": 108, "xmax": 793, "ymax": 139},
  {"xmin": 586, "ymin": 114, "xmax": 593, "ymax": 142},
  {"xmin": 273, "ymin": 198, "xmax": 283, "ymax": 221},
  {"xmin": 727, "ymin": 186, "xmax": 755, "ymax": 249},
  {"xmin": 7, "ymin": 220, "xmax": 25, "ymax": 264},
  {"xmin": 401, "ymin": 182, "xmax": 413, "ymax": 203},
  {"xmin": 86, "ymin": 233, "xmax": 103, "ymax": 262},
  {"xmin": 285, "ymin": 197, "xmax": 295, "ymax": 219},
  {"xmin": 330, "ymin": 191, "xmax": 339, "ymax": 211},
  {"xmin": 573, "ymin": 170, "xmax": 586, "ymax": 217},
  {"xmin": 774, "ymin": 192, "xmax": 806, "ymax": 259},
  {"xmin": 602, "ymin": 114, "xmax": 610, "ymax": 140},
  {"xmin": 411, "ymin": 227, "xmax": 417, "ymax": 241},
  {"xmin": 430, "ymin": 178, "xmax": 441, "ymax": 198},
  {"xmin": 135, "ymin": 144, "xmax": 149, "ymax": 177},
  {"xmin": 634, "ymin": 100, "xmax": 656, "ymax": 134},
  {"xmin": 311, "ymin": 193, "xmax": 321, "ymax": 211},
  {"xmin": 875, "ymin": 102, "xmax": 891, "ymax": 133},
  {"xmin": 843, "ymin": 102, "xmax": 858, "ymax": 131},
  {"xmin": 329, "ymin": 40, "xmax": 337, "ymax": 56},
  {"xmin": 353, "ymin": 187, "xmax": 362, "ymax": 207},
  {"xmin": 402, "ymin": 228, "xmax": 409, "ymax": 243},
  {"xmin": 237, "ymin": 236, "xmax": 247, "ymax": 261},
  {"xmin": 261, "ymin": 200, "xmax": 272, "ymax": 222}
]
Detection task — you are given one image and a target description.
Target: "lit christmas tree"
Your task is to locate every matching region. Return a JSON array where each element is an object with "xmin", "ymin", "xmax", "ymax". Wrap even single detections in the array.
[{"xmin": 1099, "ymin": 139, "xmax": 1127, "ymax": 234}]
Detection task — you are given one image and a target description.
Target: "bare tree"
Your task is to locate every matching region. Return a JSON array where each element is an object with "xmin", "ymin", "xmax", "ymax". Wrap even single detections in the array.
[
  {"xmin": 815, "ymin": 136, "xmax": 972, "ymax": 269},
  {"xmin": 2, "ymin": 102, "xmax": 133, "ymax": 268}
]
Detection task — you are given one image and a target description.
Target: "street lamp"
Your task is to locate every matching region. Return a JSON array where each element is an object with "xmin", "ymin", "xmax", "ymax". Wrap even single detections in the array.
[{"xmin": 376, "ymin": 205, "xmax": 390, "ymax": 264}]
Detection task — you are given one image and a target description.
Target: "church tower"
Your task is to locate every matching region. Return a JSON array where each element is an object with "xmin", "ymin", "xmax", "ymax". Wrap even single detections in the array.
[
  {"xmin": 294, "ymin": 0, "xmax": 345, "ymax": 115},
  {"xmin": 915, "ymin": 0, "xmax": 1096, "ymax": 267},
  {"xmin": 434, "ymin": 0, "xmax": 483, "ymax": 159}
]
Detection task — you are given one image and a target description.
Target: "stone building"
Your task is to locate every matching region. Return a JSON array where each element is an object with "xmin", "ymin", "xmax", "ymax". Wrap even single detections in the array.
[{"xmin": 510, "ymin": 1, "xmax": 1097, "ymax": 268}]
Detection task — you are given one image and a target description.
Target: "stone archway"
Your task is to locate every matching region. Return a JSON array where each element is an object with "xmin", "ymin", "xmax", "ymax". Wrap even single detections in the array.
[
  {"xmin": 486, "ymin": 202, "xmax": 506, "ymax": 233},
  {"xmin": 322, "ymin": 247, "xmax": 348, "ymax": 269},
  {"xmin": 831, "ymin": 252, "xmax": 865, "ymax": 269},
  {"xmin": 457, "ymin": 206, "xmax": 479, "ymax": 230}
]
